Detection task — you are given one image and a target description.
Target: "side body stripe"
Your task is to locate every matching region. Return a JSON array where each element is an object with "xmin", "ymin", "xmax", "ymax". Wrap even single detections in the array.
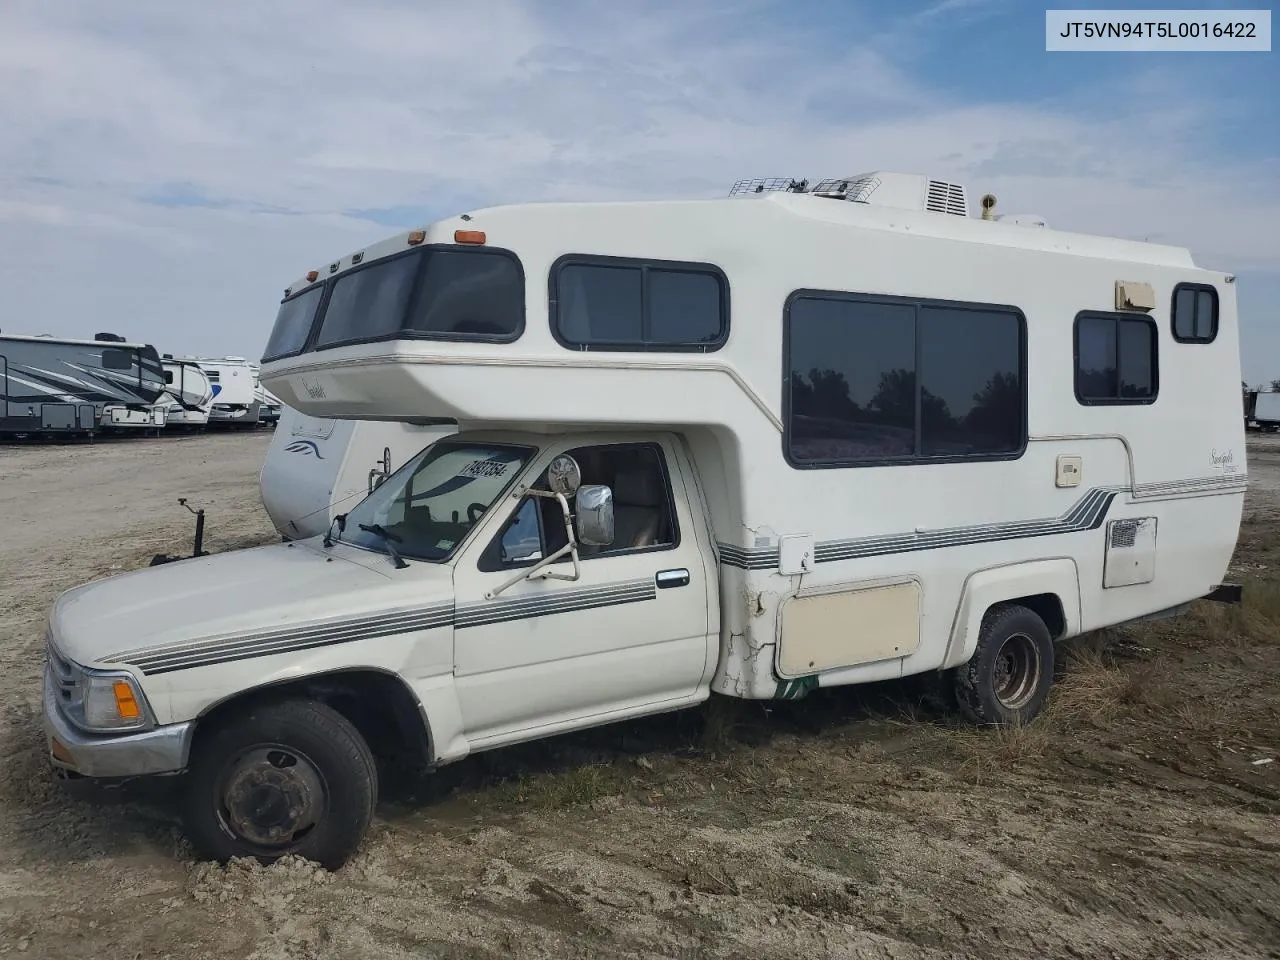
[
  {"xmin": 111, "ymin": 580, "xmax": 657, "ymax": 675},
  {"xmin": 717, "ymin": 477, "xmax": 1245, "ymax": 570}
]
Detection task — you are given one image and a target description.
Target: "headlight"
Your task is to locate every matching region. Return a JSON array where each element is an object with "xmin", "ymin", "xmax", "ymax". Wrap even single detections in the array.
[{"xmin": 81, "ymin": 673, "xmax": 149, "ymax": 730}]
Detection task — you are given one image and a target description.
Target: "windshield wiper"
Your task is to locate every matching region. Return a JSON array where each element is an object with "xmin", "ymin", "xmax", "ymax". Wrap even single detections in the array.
[
  {"xmin": 323, "ymin": 513, "xmax": 347, "ymax": 548},
  {"xmin": 358, "ymin": 523, "xmax": 410, "ymax": 569}
]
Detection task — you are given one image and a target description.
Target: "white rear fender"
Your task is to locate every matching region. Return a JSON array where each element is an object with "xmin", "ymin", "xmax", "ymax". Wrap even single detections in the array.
[{"xmin": 941, "ymin": 558, "xmax": 1082, "ymax": 670}]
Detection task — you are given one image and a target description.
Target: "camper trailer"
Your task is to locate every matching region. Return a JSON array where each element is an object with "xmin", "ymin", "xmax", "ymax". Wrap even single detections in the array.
[
  {"xmin": 1253, "ymin": 391, "xmax": 1280, "ymax": 432},
  {"xmin": 197, "ymin": 357, "xmax": 263, "ymax": 428},
  {"xmin": 261, "ymin": 406, "xmax": 454, "ymax": 540},
  {"xmin": 39, "ymin": 172, "xmax": 1245, "ymax": 869},
  {"xmin": 252, "ymin": 367, "xmax": 283, "ymax": 426},
  {"xmin": 158, "ymin": 357, "xmax": 214, "ymax": 429},
  {"xmin": 0, "ymin": 332, "xmax": 166, "ymax": 439}
]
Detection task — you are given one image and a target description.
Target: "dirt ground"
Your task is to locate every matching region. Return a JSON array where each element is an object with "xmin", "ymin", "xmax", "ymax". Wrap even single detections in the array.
[{"xmin": 0, "ymin": 430, "xmax": 1277, "ymax": 960}]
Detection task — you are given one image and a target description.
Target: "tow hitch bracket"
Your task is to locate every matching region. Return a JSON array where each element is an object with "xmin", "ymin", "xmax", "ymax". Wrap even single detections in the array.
[{"xmin": 149, "ymin": 498, "xmax": 208, "ymax": 566}]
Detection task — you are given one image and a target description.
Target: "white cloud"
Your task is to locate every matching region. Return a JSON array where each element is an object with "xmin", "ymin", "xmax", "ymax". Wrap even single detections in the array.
[{"xmin": 0, "ymin": 0, "xmax": 1274, "ymax": 358}]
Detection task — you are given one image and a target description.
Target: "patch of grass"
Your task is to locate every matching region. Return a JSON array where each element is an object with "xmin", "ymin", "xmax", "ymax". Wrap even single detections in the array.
[{"xmin": 488, "ymin": 762, "xmax": 631, "ymax": 810}]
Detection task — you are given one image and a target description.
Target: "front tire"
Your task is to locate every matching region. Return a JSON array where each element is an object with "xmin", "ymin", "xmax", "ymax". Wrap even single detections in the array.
[
  {"xmin": 182, "ymin": 699, "xmax": 377, "ymax": 870},
  {"xmin": 954, "ymin": 604, "xmax": 1054, "ymax": 726}
]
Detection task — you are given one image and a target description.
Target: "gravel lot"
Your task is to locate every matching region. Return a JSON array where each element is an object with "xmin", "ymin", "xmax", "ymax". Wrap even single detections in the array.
[{"xmin": 0, "ymin": 430, "xmax": 1277, "ymax": 959}]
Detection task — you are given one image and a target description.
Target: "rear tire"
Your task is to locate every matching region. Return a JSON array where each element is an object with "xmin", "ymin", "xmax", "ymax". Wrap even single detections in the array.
[
  {"xmin": 953, "ymin": 604, "xmax": 1054, "ymax": 726},
  {"xmin": 182, "ymin": 699, "xmax": 377, "ymax": 870}
]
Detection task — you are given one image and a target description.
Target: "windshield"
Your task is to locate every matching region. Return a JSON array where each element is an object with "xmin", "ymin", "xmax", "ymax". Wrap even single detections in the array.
[{"xmin": 338, "ymin": 441, "xmax": 536, "ymax": 562}]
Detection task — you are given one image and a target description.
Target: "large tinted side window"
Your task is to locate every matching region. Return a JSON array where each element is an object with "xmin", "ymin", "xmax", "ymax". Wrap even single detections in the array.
[
  {"xmin": 919, "ymin": 306, "xmax": 1023, "ymax": 457},
  {"xmin": 1074, "ymin": 312, "xmax": 1158, "ymax": 404},
  {"xmin": 551, "ymin": 257, "xmax": 728, "ymax": 351},
  {"xmin": 785, "ymin": 293, "xmax": 1026, "ymax": 468},
  {"xmin": 787, "ymin": 297, "xmax": 916, "ymax": 464},
  {"xmin": 264, "ymin": 285, "xmax": 325, "ymax": 360},
  {"xmin": 315, "ymin": 253, "xmax": 420, "ymax": 349},
  {"xmin": 404, "ymin": 249, "xmax": 525, "ymax": 340}
]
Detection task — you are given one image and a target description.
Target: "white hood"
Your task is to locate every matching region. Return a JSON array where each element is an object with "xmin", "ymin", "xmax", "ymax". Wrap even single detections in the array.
[{"xmin": 49, "ymin": 540, "xmax": 453, "ymax": 669}]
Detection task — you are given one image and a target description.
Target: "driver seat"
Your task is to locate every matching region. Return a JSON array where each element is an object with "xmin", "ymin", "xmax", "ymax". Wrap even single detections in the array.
[{"xmin": 610, "ymin": 468, "xmax": 666, "ymax": 550}]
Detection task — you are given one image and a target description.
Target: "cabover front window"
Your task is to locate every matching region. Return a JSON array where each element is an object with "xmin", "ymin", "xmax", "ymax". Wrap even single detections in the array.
[
  {"xmin": 264, "ymin": 285, "xmax": 325, "ymax": 360},
  {"xmin": 261, "ymin": 245, "xmax": 525, "ymax": 361},
  {"xmin": 550, "ymin": 255, "xmax": 729, "ymax": 352},
  {"xmin": 784, "ymin": 292, "xmax": 1026, "ymax": 468}
]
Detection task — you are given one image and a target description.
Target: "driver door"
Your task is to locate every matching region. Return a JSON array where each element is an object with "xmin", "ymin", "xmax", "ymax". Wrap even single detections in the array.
[{"xmin": 451, "ymin": 439, "xmax": 712, "ymax": 744}]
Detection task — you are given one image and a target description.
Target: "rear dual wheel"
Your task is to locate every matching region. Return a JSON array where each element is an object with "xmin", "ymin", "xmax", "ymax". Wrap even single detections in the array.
[{"xmin": 182, "ymin": 699, "xmax": 377, "ymax": 870}]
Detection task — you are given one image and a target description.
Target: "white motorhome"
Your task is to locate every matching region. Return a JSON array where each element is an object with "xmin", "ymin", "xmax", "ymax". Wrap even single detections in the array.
[
  {"xmin": 40, "ymin": 172, "xmax": 1245, "ymax": 869},
  {"xmin": 197, "ymin": 357, "xmax": 262, "ymax": 428},
  {"xmin": 261, "ymin": 405, "xmax": 455, "ymax": 540},
  {"xmin": 158, "ymin": 356, "xmax": 215, "ymax": 429}
]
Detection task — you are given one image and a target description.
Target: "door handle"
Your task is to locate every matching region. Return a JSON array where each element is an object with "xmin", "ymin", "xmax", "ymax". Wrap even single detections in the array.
[{"xmin": 656, "ymin": 568, "xmax": 690, "ymax": 589}]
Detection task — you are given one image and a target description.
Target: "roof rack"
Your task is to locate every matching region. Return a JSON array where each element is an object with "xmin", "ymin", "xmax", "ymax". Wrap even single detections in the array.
[{"xmin": 728, "ymin": 178, "xmax": 810, "ymax": 197}]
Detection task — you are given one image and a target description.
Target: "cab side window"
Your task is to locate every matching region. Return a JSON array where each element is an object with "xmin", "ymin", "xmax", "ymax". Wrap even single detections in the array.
[{"xmin": 483, "ymin": 443, "xmax": 679, "ymax": 571}]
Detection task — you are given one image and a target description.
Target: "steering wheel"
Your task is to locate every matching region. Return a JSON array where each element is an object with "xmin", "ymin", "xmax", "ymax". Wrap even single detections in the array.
[{"xmin": 467, "ymin": 502, "xmax": 486, "ymax": 524}]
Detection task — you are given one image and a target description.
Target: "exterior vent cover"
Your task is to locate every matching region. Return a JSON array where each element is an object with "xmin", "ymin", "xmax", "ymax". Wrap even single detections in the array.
[
  {"xmin": 926, "ymin": 179, "xmax": 968, "ymax": 217},
  {"xmin": 1109, "ymin": 519, "xmax": 1139, "ymax": 549}
]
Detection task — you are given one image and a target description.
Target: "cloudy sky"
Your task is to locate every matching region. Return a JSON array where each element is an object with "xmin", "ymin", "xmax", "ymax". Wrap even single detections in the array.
[{"xmin": 1, "ymin": 0, "xmax": 1277, "ymax": 381}]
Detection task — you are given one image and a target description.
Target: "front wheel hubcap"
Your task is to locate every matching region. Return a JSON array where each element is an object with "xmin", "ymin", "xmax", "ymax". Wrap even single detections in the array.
[{"xmin": 218, "ymin": 747, "xmax": 326, "ymax": 849}]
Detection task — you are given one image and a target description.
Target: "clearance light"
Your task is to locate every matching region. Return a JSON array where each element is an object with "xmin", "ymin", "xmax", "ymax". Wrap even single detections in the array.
[
  {"xmin": 352, "ymin": 252, "xmax": 364, "ymax": 264},
  {"xmin": 306, "ymin": 270, "xmax": 319, "ymax": 282},
  {"xmin": 113, "ymin": 680, "xmax": 141, "ymax": 720},
  {"xmin": 407, "ymin": 230, "xmax": 426, "ymax": 245},
  {"xmin": 329, "ymin": 261, "xmax": 339, "ymax": 274},
  {"xmin": 454, "ymin": 230, "xmax": 486, "ymax": 245}
]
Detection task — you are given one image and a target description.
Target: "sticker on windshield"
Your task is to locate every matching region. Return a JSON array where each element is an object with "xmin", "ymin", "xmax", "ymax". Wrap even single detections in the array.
[{"xmin": 459, "ymin": 458, "xmax": 511, "ymax": 479}]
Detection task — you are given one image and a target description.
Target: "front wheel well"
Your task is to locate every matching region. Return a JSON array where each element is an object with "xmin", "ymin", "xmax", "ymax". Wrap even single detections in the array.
[{"xmin": 192, "ymin": 670, "xmax": 433, "ymax": 768}]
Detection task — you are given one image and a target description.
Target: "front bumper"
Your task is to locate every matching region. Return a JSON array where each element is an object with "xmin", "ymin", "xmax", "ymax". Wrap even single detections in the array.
[{"xmin": 42, "ymin": 668, "xmax": 193, "ymax": 779}]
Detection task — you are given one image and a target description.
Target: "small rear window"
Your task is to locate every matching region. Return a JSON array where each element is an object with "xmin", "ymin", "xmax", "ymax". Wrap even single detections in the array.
[{"xmin": 1172, "ymin": 283, "xmax": 1218, "ymax": 344}]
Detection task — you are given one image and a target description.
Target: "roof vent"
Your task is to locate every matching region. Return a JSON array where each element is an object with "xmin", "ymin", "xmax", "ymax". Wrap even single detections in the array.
[{"xmin": 94, "ymin": 332, "xmax": 127, "ymax": 342}]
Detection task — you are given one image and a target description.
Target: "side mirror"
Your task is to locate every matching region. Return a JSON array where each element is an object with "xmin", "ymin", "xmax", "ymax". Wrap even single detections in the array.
[{"xmin": 574, "ymin": 484, "xmax": 614, "ymax": 546}]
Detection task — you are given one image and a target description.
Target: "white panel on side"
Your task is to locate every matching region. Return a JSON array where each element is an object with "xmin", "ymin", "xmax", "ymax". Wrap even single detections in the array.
[
  {"xmin": 777, "ymin": 580, "xmax": 921, "ymax": 678},
  {"xmin": 1103, "ymin": 517, "xmax": 1158, "ymax": 588}
]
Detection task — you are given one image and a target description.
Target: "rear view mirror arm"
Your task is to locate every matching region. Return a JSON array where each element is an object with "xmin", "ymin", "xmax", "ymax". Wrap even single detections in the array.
[{"xmin": 484, "ymin": 489, "xmax": 581, "ymax": 600}]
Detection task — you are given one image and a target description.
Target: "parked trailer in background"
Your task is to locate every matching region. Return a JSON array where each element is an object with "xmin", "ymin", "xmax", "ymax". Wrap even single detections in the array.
[
  {"xmin": 252, "ymin": 366, "xmax": 283, "ymax": 426},
  {"xmin": 40, "ymin": 169, "xmax": 1246, "ymax": 869},
  {"xmin": 260, "ymin": 406, "xmax": 455, "ymax": 540},
  {"xmin": 158, "ymin": 357, "xmax": 214, "ymax": 429},
  {"xmin": 196, "ymin": 357, "xmax": 262, "ymax": 428},
  {"xmin": 1254, "ymin": 392, "xmax": 1280, "ymax": 431},
  {"xmin": 0, "ymin": 332, "xmax": 166, "ymax": 439}
]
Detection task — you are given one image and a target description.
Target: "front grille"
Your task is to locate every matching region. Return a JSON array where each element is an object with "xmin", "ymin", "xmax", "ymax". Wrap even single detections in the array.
[{"xmin": 46, "ymin": 639, "xmax": 78, "ymax": 705}]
